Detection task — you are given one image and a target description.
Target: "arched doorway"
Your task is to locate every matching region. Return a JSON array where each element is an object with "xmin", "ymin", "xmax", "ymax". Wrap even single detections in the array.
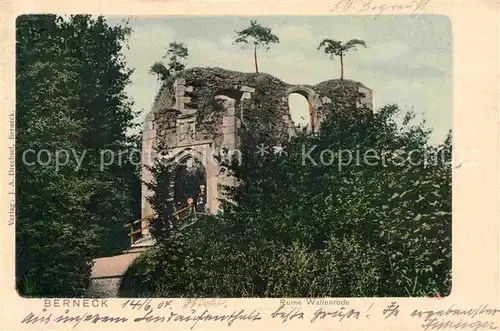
[
  {"xmin": 173, "ymin": 156, "xmax": 207, "ymax": 216},
  {"xmin": 287, "ymin": 86, "xmax": 317, "ymax": 134},
  {"xmin": 288, "ymin": 93, "xmax": 312, "ymax": 131}
]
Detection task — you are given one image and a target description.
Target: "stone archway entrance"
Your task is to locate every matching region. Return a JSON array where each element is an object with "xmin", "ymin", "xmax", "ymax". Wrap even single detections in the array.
[{"xmin": 173, "ymin": 155, "xmax": 207, "ymax": 215}]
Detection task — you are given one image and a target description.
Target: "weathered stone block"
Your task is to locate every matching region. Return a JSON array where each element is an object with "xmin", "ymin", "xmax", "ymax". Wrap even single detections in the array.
[
  {"xmin": 223, "ymin": 116, "xmax": 236, "ymax": 127},
  {"xmin": 222, "ymin": 125, "xmax": 236, "ymax": 135},
  {"xmin": 240, "ymin": 85, "xmax": 255, "ymax": 93},
  {"xmin": 173, "ymin": 78, "xmax": 186, "ymax": 88},
  {"xmin": 322, "ymin": 96, "xmax": 332, "ymax": 104},
  {"xmin": 241, "ymin": 92, "xmax": 252, "ymax": 100}
]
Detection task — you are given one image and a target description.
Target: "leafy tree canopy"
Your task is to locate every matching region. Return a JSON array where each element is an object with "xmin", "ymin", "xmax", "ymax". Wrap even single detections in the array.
[
  {"xmin": 16, "ymin": 14, "xmax": 140, "ymax": 297},
  {"xmin": 318, "ymin": 38, "xmax": 367, "ymax": 80},
  {"xmin": 150, "ymin": 41, "xmax": 189, "ymax": 81},
  {"xmin": 317, "ymin": 38, "xmax": 367, "ymax": 57},
  {"xmin": 233, "ymin": 20, "xmax": 280, "ymax": 74},
  {"xmin": 234, "ymin": 20, "xmax": 280, "ymax": 49},
  {"xmin": 123, "ymin": 101, "xmax": 451, "ymax": 298}
]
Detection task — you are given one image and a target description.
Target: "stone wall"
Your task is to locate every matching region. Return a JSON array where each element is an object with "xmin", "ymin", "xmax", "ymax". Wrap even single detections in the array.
[
  {"xmin": 86, "ymin": 252, "xmax": 143, "ymax": 298},
  {"xmin": 151, "ymin": 68, "xmax": 293, "ymax": 148},
  {"xmin": 87, "ymin": 277, "xmax": 122, "ymax": 298}
]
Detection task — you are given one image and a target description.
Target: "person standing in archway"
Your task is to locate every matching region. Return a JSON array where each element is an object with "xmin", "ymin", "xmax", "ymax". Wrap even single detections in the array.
[{"xmin": 196, "ymin": 185, "xmax": 206, "ymax": 214}]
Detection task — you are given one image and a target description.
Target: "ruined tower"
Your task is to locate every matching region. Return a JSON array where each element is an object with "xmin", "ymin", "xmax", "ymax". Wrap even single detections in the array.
[{"xmin": 139, "ymin": 67, "xmax": 373, "ymax": 239}]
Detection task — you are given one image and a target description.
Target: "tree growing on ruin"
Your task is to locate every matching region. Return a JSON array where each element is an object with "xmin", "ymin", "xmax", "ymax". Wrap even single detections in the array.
[
  {"xmin": 150, "ymin": 41, "xmax": 189, "ymax": 80},
  {"xmin": 317, "ymin": 39, "xmax": 367, "ymax": 81},
  {"xmin": 233, "ymin": 20, "xmax": 280, "ymax": 74}
]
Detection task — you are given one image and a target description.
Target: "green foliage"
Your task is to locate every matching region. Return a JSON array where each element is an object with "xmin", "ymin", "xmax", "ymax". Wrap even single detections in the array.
[
  {"xmin": 233, "ymin": 20, "xmax": 280, "ymax": 73},
  {"xmin": 164, "ymin": 42, "xmax": 189, "ymax": 73},
  {"xmin": 143, "ymin": 148, "xmax": 178, "ymax": 241},
  {"xmin": 150, "ymin": 62, "xmax": 170, "ymax": 81},
  {"xmin": 122, "ymin": 103, "xmax": 452, "ymax": 298},
  {"xmin": 16, "ymin": 14, "xmax": 140, "ymax": 297},
  {"xmin": 234, "ymin": 20, "xmax": 280, "ymax": 48},
  {"xmin": 150, "ymin": 41, "xmax": 189, "ymax": 80},
  {"xmin": 318, "ymin": 39, "xmax": 367, "ymax": 57},
  {"xmin": 318, "ymin": 39, "xmax": 367, "ymax": 80}
]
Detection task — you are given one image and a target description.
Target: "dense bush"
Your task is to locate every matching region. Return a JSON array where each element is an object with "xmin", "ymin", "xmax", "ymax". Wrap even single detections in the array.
[
  {"xmin": 122, "ymin": 103, "xmax": 451, "ymax": 298},
  {"xmin": 16, "ymin": 15, "xmax": 140, "ymax": 297}
]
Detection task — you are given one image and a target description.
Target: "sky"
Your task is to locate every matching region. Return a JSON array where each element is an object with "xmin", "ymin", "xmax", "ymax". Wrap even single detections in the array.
[{"xmin": 106, "ymin": 15, "xmax": 452, "ymax": 144}]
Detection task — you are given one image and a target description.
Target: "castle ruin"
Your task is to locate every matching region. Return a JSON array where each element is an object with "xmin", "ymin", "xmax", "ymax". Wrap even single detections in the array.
[
  {"xmin": 88, "ymin": 67, "xmax": 373, "ymax": 296},
  {"xmin": 140, "ymin": 67, "xmax": 373, "ymax": 239}
]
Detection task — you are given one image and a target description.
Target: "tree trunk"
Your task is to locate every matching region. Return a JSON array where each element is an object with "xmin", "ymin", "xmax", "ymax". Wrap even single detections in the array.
[
  {"xmin": 340, "ymin": 53, "xmax": 344, "ymax": 81},
  {"xmin": 254, "ymin": 44, "xmax": 259, "ymax": 74}
]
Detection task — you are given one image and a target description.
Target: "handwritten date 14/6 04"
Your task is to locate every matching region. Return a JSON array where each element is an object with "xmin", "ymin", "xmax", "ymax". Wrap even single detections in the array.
[{"xmin": 122, "ymin": 299, "xmax": 172, "ymax": 311}]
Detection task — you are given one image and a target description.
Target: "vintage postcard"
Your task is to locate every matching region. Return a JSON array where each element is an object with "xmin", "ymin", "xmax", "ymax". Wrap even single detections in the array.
[{"xmin": 1, "ymin": 0, "xmax": 499, "ymax": 330}]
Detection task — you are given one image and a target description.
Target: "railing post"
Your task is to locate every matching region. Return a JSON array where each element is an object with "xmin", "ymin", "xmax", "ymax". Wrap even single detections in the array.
[{"xmin": 125, "ymin": 203, "xmax": 203, "ymax": 248}]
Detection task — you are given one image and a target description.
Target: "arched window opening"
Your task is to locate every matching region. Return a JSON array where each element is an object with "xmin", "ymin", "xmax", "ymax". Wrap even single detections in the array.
[{"xmin": 288, "ymin": 93, "xmax": 314, "ymax": 132}]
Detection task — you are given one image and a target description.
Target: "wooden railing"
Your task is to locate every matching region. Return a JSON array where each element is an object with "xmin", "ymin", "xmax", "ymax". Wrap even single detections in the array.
[{"xmin": 124, "ymin": 199, "xmax": 202, "ymax": 246}]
